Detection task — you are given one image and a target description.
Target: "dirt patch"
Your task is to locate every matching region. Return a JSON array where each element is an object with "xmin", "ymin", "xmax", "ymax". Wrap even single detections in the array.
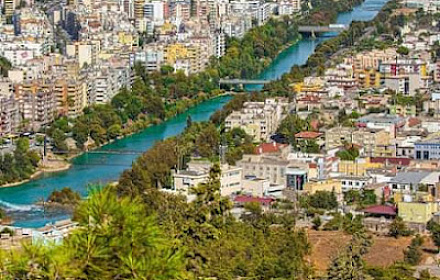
[{"xmin": 307, "ymin": 230, "xmax": 420, "ymax": 272}]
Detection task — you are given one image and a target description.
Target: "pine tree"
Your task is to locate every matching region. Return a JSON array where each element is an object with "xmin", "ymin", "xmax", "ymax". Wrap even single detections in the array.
[{"xmin": 327, "ymin": 232, "xmax": 373, "ymax": 280}]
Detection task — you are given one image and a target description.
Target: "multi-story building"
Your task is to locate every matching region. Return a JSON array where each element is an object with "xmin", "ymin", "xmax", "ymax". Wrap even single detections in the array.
[
  {"xmin": 0, "ymin": 94, "xmax": 20, "ymax": 136},
  {"xmin": 414, "ymin": 136, "xmax": 440, "ymax": 160},
  {"xmin": 324, "ymin": 64, "xmax": 357, "ymax": 89},
  {"xmin": 352, "ymin": 128, "xmax": 391, "ymax": 157},
  {"xmin": 14, "ymin": 81, "xmax": 55, "ymax": 130},
  {"xmin": 338, "ymin": 157, "xmax": 383, "ymax": 177},
  {"xmin": 3, "ymin": 0, "xmax": 17, "ymax": 18},
  {"xmin": 225, "ymin": 98, "xmax": 291, "ymax": 141},
  {"xmin": 53, "ymin": 78, "xmax": 87, "ymax": 118},
  {"xmin": 355, "ymin": 113, "xmax": 406, "ymax": 138},
  {"xmin": 88, "ymin": 65, "xmax": 131, "ymax": 104},
  {"xmin": 324, "ymin": 126, "xmax": 353, "ymax": 149},
  {"xmin": 398, "ymin": 201, "xmax": 438, "ymax": 226},
  {"xmin": 380, "ymin": 58, "xmax": 430, "ymax": 95},
  {"xmin": 238, "ymin": 154, "xmax": 290, "ymax": 186},
  {"xmin": 66, "ymin": 43, "xmax": 93, "ymax": 68},
  {"xmin": 172, "ymin": 161, "xmax": 243, "ymax": 197},
  {"xmin": 221, "ymin": 15, "xmax": 252, "ymax": 38},
  {"xmin": 278, "ymin": 0, "xmax": 301, "ymax": 15}
]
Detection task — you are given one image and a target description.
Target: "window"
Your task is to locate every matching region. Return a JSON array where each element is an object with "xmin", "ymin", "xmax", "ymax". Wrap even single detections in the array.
[
  {"xmin": 424, "ymin": 151, "xmax": 429, "ymax": 160},
  {"xmin": 416, "ymin": 151, "xmax": 421, "ymax": 159}
]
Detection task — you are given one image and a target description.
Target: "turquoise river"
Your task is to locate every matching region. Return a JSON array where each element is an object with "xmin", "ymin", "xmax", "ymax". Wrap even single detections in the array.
[{"xmin": 0, "ymin": 0, "xmax": 388, "ymax": 228}]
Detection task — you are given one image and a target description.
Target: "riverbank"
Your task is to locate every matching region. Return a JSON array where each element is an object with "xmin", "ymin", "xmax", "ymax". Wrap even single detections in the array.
[
  {"xmin": 0, "ymin": 92, "xmax": 229, "ymax": 189},
  {"xmin": 0, "ymin": 160, "xmax": 72, "ymax": 188},
  {"xmin": 0, "ymin": 0, "xmax": 390, "ymax": 228},
  {"xmin": 0, "ymin": 0, "xmax": 362, "ymax": 190}
]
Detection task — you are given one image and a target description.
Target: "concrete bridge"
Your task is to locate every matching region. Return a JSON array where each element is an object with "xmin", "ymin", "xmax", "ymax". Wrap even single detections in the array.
[
  {"xmin": 219, "ymin": 79, "xmax": 271, "ymax": 85},
  {"xmin": 298, "ymin": 24, "xmax": 348, "ymax": 36}
]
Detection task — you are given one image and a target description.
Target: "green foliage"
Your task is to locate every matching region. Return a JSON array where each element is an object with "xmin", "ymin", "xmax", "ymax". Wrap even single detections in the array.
[
  {"xmin": 117, "ymin": 141, "xmax": 313, "ymax": 279},
  {"xmin": 263, "ymin": 0, "xmax": 398, "ymax": 96},
  {"xmin": 118, "ymin": 121, "xmax": 253, "ymax": 194},
  {"xmin": 389, "ymin": 217, "xmax": 413, "ymax": 238},
  {"xmin": 404, "ymin": 235, "xmax": 424, "ymax": 265},
  {"xmin": 367, "ymin": 263, "xmax": 415, "ymax": 280},
  {"xmin": 301, "ymin": 191, "xmax": 338, "ymax": 210},
  {"xmin": 213, "ymin": 17, "xmax": 299, "ymax": 80},
  {"xmin": 0, "ymin": 227, "xmax": 14, "ymax": 236},
  {"xmin": 0, "ymin": 187, "xmax": 186, "ymax": 279},
  {"xmin": 428, "ymin": 220, "xmax": 440, "ymax": 251},
  {"xmin": 336, "ymin": 145, "xmax": 360, "ymax": 161},
  {"xmin": 312, "ymin": 216, "xmax": 322, "ymax": 230},
  {"xmin": 276, "ymin": 114, "xmax": 309, "ymax": 147},
  {"xmin": 210, "ymin": 93, "xmax": 264, "ymax": 125},
  {"xmin": 397, "ymin": 45, "xmax": 410, "ymax": 56},
  {"xmin": 47, "ymin": 187, "xmax": 81, "ymax": 205},
  {"xmin": 344, "ymin": 190, "xmax": 377, "ymax": 207},
  {"xmin": 0, "ymin": 137, "xmax": 40, "ymax": 184},
  {"xmin": 222, "ymin": 127, "xmax": 254, "ymax": 165},
  {"xmin": 0, "ymin": 56, "xmax": 11, "ymax": 77},
  {"xmin": 323, "ymin": 212, "xmax": 365, "ymax": 234},
  {"xmin": 51, "ymin": 128, "xmax": 68, "ymax": 152},
  {"xmin": 326, "ymin": 231, "xmax": 373, "ymax": 280}
]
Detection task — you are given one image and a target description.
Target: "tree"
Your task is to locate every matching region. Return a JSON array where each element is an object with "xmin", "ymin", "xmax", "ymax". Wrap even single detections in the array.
[
  {"xmin": 389, "ymin": 217, "xmax": 413, "ymax": 238},
  {"xmin": 70, "ymin": 186, "xmax": 186, "ymax": 279},
  {"xmin": 304, "ymin": 191, "xmax": 338, "ymax": 210},
  {"xmin": 397, "ymin": 45, "xmax": 410, "ymax": 56},
  {"xmin": 0, "ymin": 56, "xmax": 11, "ymax": 77},
  {"xmin": 47, "ymin": 187, "xmax": 81, "ymax": 205},
  {"xmin": 107, "ymin": 124, "xmax": 122, "ymax": 139},
  {"xmin": 51, "ymin": 128, "xmax": 68, "ymax": 152},
  {"xmin": 312, "ymin": 216, "xmax": 322, "ymax": 230},
  {"xmin": 404, "ymin": 235, "xmax": 424, "ymax": 265},
  {"xmin": 336, "ymin": 145, "xmax": 359, "ymax": 161},
  {"xmin": 327, "ymin": 232, "xmax": 373, "ymax": 280},
  {"xmin": 428, "ymin": 220, "xmax": 440, "ymax": 252}
]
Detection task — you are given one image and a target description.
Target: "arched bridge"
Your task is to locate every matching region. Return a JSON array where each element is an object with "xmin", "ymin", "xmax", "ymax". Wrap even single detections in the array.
[{"xmin": 219, "ymin": 79, "xmax": 271, "ymax": 85}]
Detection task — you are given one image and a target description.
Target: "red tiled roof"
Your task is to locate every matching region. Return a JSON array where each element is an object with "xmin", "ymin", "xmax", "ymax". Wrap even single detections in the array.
[
  {"xmin": 295, "ymin": 131, "xmax": 323, "ymax": 139},
  {"xmin": 234, "ymin": 196, "xmax": 274, "ymax": 206},
  {"xmin": 255, "ymin": 143, "xmax": 288, "ymax": 154},
  {"xmin": 408, "ymin": 117, "xmax": 421, "ymax": 127},
  {"xmin": 370, "ymin": 157, "xmax": 411, "ymax": 166},
  {"xmin": 361, "ymin": 205, "xmax": 397, "ymax": 216},
  {"xmin": 309, "ymin": 163, "xmax": 317, "ymax": 168}
]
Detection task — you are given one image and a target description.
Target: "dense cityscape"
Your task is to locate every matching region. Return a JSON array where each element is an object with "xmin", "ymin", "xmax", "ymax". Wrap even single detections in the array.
[{"xmin": 1, "ymin": 0, "xmax": 440, "ymax": 278}]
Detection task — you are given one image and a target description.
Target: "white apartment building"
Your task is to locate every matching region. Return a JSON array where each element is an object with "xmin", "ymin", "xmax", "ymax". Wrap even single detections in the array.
[
  {"xmin": 66, "ymin": 43, "xmax": 94, "ymax": 68},
  {"xmin": 237, "ymin": 154, "xmax": 290, "ymax": 186},
  {"xmin": 0, "ymin": 42, "xmax": 46, "ymax": 66},
  {"xmin": 88, "ymin": 65, "xmax": 131, "ymax": 104},
  {"xmin": 221, "ymin": 15, "xmax": 252, "ymax": 38},
  {"xmin": 134, "ymin": 47, "xmax": 165, "ymax": 72},
  {"xmin": 278, "ymin": 0, "xmax": 301, "ymax": 15},
  {"xmin": 225, "ymin": 98, "xmax": 291, "ymax": 141},
  {"xmin": 172, "ymin": 161, "xmax": 243, "ymax": 197}
]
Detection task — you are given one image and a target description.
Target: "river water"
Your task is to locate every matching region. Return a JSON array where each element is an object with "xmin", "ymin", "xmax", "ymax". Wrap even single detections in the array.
[{"xmin": 0, "ymin": 0, "xmax": 388, "ymax": 228}]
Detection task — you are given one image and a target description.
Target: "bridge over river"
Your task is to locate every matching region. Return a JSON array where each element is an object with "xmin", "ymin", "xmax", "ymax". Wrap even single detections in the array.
[
  {"xmin": 298, "ymin": 25, "xmax": 348, "ymax": 36},
  {"xmin": 219, "ymin": 78, "xmax": 271, "ymax": 85}
]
